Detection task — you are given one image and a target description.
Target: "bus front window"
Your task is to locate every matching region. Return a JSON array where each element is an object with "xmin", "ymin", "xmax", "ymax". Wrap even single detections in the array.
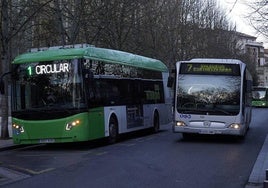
[
  {"xmin": 12, "ymin": 59, "xmax": 86, "ymax": 112},
  {"xmin": 252, "ymin": 90, "xmax": 266, "ymax": 100},
  {"xmin": 177, "ymin": 75, "xmax": 241, "ymax": 115}
]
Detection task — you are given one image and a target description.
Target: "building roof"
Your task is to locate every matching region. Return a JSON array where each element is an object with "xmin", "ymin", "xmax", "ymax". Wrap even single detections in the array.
[{"xmin": 235, "ymin": 31, "xmax": 257, "ymax": 40}]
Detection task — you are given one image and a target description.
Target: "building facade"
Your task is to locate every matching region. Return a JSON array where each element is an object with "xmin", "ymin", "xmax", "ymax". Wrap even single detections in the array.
[{"xmin": 236, "ymin": 32, "xmax": 266, "ymax": 86}]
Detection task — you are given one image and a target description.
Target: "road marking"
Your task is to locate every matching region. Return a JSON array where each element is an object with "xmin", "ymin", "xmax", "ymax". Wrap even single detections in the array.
[
  {"xmin": 144, "ymin": 136, "xmax": 155, "ymax": 141},
  {"xmin": 119, "ymin": 143, "xmax": 136, "ymax": 146},
  {"xmin": 94, "ymin": 151, "xmax": 107, "ymax": 156},
  {"xmin": 0, "ymin": 167, "xmax": 30, "ymax": 186},
  {"xmin": 8, "ymin": 165, "xmax": 54, "ymax": 175}
]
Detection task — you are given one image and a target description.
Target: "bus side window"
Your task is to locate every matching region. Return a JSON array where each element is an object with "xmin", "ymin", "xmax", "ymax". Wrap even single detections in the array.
[
  {"xmin": 116, "ymin": 80, "xmax": 131, "ymax": 105},
  {"xmin": 108, "ymin": 83, "xmax": 120, "ymax": 105},
  {"xmin": 119, "ymin": 80, "xmax": 134, "ymax": 105},
  {"xmin": 143, "ymin": 81, "xmax": 164, "ymax": 104},
  {"xmin": 93, "ymin": 79, "xmax": 122, "ymax": 106},
  {"xmin": 88, "ymin": 79, "xmax": 110, "ymax": 107}
]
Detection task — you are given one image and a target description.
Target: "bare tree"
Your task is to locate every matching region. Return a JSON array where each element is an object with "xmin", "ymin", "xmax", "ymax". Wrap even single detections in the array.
[
  {"xmin": 0, "ymin": 0, "xmax": 53, "ymax": 139},
  {"xmin": 0, "ymin": 0, "xmax": 10, "ymax": 139},
  {"xmin": 0, "ymin": 0, "xmax": 252, "ymax": 139},
  {"xmin": 247, "ymin": 0, "xmax": 268, "ymax": 39}
]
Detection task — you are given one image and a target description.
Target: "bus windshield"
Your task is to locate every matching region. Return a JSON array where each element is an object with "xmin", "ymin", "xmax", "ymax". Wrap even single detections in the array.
[
  {"xmin": 177, "ymin": 74, "xmax": 241, "ymax": 115},
  {"xmin": 12, "ymin": 59, "xmax": 86, "ymax": 111},
  {"xmin": 252, "ymin": 89, "xmax": 266, "ymax": 100}
]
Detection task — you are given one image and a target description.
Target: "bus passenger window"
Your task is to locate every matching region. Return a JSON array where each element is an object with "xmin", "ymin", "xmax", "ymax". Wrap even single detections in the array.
[{"xmin": 109, "ymin": 85, "xmax": 120, "ymax": 105}]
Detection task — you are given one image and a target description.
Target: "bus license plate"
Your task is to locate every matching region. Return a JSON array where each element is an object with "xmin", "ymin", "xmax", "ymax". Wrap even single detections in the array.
[
  {"xmin": 200, "ymin": 130, "xmax": 215, "ymax": 134},
  {"xmin": 39, "ymin": 139, "xmax": 55, "ymax": 143}
]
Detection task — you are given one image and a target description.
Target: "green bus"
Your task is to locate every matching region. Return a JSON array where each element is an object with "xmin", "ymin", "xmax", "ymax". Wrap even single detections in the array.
[
  {"xmin": 10, "ymin": 44, "xmax": 172, "ymax": 144},
  {"xmin": 252, "ymin": 86, "xmax": 268, "ymax": 107}
]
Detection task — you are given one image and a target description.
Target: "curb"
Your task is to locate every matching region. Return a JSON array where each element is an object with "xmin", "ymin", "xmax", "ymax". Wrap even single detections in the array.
[{"xmin": 246, "ymin": 135, "xmax": 268, "ymax": 187}]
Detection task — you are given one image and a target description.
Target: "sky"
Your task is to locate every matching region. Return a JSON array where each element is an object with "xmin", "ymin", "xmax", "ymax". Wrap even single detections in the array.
[{"xmin": 219, "ymin": 0, "xmax": 268, "ymax": 47}]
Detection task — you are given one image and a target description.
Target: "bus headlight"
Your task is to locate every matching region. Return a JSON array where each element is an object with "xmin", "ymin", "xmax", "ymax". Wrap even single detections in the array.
[
  {"xmin": 176, "ymin": 121, "xmax": 186, "ymax": 127},
  {"xmin": 229, "ymin": 123, "xmax": 241, "ymax": 129},
  {"xmin": 12, "ymin": 123, "xmax": 24, "ymax": 134},
  {"xmin": 66, "ymin": 120, "xmax": 81, "ymax": 131}
]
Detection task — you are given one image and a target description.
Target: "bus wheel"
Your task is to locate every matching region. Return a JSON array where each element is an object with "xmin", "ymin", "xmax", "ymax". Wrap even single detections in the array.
[
  {"xmin": 108, "ymin": 116, "xmax": 118, "ymax": 144},
  {"xmin": 153, "ymin": 112, "xmax": 160, "ymax": 133}
]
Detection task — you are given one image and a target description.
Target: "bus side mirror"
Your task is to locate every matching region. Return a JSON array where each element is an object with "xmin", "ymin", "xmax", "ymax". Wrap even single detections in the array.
[
  {"xmin": 167, "ymin": 76, "xmax": 174, "ymax": 88},
  {"xmin": 0, "ymin": 71, "xmax": 13, "ymax": 94}
]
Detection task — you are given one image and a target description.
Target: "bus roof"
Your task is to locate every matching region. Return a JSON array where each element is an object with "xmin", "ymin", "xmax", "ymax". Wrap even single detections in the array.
[
  {"xmin": 12, "ymin": 46, "xmax": 168, "ymax": 72},
  {"xmin": 253, "ymin": 86, "xmax": 268, "ymax": 89},
  {"xmin": 188, "ymin": 58, "xmax": 244, "ymax": 64}
]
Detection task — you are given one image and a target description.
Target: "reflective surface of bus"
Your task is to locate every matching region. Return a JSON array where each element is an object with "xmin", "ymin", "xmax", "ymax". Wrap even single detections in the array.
[
  {"xmin": 11, "ymin": 44, "xmax": 172, "ymax": 144},
  {"xmin": 173, "ymin": 59, "xmax": 252, "ymax": 138},
  {"xmin": 252, "ymin": 86, "xmax": 268, "ymax": 107}
]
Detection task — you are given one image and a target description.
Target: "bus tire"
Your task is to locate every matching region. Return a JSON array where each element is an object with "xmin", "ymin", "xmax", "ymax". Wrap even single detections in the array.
[
  {"xmin": 108, "ymin": 115, "xmax": 118, "ymax": 144},
  {"xmin": 153, "ymin": 112, "xmax": 160, "ymax": 133}
]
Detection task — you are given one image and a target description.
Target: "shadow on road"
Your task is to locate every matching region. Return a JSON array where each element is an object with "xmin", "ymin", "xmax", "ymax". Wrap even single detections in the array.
[
  {"xmin": 16, "ymin": 128, "xmax": 168, "ymax": 152},
  {"xmin": 177, "ymin": 133, "xmax": 246, "ymax": 144}
]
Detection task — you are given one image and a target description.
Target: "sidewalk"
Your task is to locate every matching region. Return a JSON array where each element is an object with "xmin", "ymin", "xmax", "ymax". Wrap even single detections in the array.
[
  {"xmin": 0, "ymin": 119, "xmax": 15, "ymax": 150},
  {"xmin": 0, "ymin": 138, "xmax": 17, "ymax": 151},
  {"xmin": 245, "ymin": 135, "xmax": 268, "ymax": 188}
]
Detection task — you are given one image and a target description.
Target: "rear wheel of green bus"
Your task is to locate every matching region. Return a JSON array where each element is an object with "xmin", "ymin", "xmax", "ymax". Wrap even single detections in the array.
[{"xmin": 108, "ymin": 116, "xmax": 118, "ymax": 144}]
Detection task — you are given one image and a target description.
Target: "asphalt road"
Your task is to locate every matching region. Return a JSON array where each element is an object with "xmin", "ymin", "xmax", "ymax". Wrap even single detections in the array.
[{"xmin": 1, "ymin": 108, "xmax": 268, "ymax": 188}]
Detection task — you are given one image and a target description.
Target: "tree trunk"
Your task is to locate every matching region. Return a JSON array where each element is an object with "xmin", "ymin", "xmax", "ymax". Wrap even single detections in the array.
[
  {"xmin": 1, "ymin": 0, "xmax": 10, "ymax": 139},
  {"xmin": 54, "ymin": 0, "xmax": 66, "ymax": 45},
  {"xmin": 0, "ymin": 91, "xmax": 9, "ymax": 139}
]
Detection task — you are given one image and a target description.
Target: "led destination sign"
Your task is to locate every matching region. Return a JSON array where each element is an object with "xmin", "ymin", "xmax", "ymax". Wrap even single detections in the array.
[
  {"xmin": 180, "ymin": 63, "xmax": 240, "ymax": 75},
  {"xmin": 27, "ymin": 63, "xmax": 70, "ymax": 75}
]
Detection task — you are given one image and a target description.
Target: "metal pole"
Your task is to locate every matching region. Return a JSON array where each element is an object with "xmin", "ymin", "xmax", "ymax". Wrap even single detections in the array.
[
  {"xmin": 264, "ymin": 180, "xmax": 268, "ymax": 188},
  {"xmin": 264, "ymin": 170, "xmax": 268, "ymax": 188}
]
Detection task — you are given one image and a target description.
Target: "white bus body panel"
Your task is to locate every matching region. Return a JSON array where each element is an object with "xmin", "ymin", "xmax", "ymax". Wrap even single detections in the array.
[
  {"xmin": 173, "ymin": 113, "xmax": 248, "ymax": 136},
  {"xmin": 173, "ymin": 58, "xmax": 252, "ymax": 136},
  {"xmin": 104, "ymin": 103, "xmax": 171, "ymax": 137}
]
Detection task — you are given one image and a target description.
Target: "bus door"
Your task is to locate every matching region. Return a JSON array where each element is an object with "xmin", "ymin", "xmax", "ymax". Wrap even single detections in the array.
[
  {"xmin": 84, "ymin": 74, "xmax": 105, "ymax": 139},
  {"xmin": 126, "ymin": 80, "xmax": 144, "ymax": 129}
]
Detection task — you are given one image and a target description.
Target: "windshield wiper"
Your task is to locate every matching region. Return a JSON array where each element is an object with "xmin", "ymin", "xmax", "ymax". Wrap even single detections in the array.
[
  {"xmin": 178, "ymin": 108, "xmax": 209, "ymax": 114},
  {"xmin": 178, "ymin": 106, "xmax": 232, "ymax": 115}
]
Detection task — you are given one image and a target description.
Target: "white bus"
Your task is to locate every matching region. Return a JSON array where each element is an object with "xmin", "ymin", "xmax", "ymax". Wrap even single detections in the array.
[{"xmin": 173, "ymin": 58, "xmax": 252, "ymax": 138}]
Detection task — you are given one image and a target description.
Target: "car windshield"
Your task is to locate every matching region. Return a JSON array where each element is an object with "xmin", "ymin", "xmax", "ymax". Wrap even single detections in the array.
[{"xmin": 177, "ymin": 74, "xmax": 241, "ymax": 115}]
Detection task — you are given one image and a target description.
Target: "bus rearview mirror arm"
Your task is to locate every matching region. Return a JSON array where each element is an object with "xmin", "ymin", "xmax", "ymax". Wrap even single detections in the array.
[
  {"xmin": 0, "ymin": 71, "xmax": 12, "ymax": 95},
  {"xmin": 167, "ymin": 76, "xmax": 174, "ymax": 88},
  {"xmin": 247, "ymin": 80, "xmax": 252, "ymax": 92}
]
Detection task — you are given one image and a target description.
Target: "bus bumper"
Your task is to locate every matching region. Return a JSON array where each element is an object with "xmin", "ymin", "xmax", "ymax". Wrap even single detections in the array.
[{"xmin": 173, "ymin": 125, "xmax": 245, "ymax": 136}]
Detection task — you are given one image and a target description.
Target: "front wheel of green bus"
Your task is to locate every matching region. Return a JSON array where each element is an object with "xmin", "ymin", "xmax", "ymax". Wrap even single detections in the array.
[{"xmin": 108, "ymin": 116, "xmax": 118, "ymax": 144}]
